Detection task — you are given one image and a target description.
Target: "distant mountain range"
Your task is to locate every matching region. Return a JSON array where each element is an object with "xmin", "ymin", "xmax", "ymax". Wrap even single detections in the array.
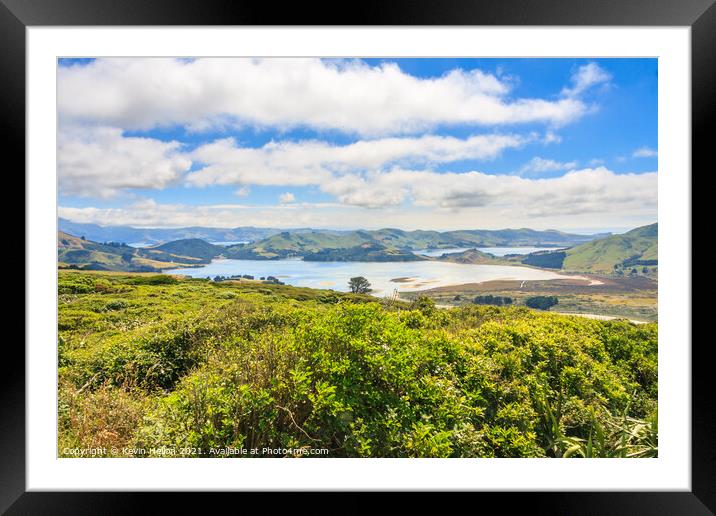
[
  {"xmin": 58, "ymin": 221, "xmax": 653, "ymax": 275},
  {"xmin": 58, "ymin": 218, "xmax": 283, "ymax": 246},
  {"xmin": 58, "ymin": 218, "xmax": 609, "ymax": 249}
]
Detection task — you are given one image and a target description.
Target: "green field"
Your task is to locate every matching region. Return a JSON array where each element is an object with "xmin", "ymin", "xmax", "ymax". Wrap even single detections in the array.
[{"xmin": 58, "ymin": 270, "xmax": 658, "ymax": 458}]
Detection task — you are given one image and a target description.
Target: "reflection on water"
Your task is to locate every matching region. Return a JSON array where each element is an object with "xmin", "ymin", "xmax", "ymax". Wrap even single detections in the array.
[{"xmin": 165, "ymin": 258, "xmax": 574, "ymax": 296}]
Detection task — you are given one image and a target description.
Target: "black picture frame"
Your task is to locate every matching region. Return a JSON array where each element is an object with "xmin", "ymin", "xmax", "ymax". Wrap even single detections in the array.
[{"xmin": 3, "ymin": 0, "xmax": 710, "ymax": 512}]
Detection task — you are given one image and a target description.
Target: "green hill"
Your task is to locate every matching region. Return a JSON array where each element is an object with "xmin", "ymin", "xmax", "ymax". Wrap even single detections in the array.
[
  {"xmin": 153, "ymin": 238, "xmax": 225, "ymax": 261},
  {"xmin": 562, "ymin": 223, "xmax": 657, "ymax": 274},
  {"xmin": 58, "ymin": 231, "xmax": 209, "ymax": 272},
  {"xmin": 304, "ymin": 242, "xmax": 425, "ymax": 262},
  {"xmin": 225, "ymin": 227, "xmax": 604, "ymax": 260},
  {"xmin": 517, "ymin": 223, "xmax": 657, "ymax": 274},
  {"xmin": 432, "ymin": 248, "xmax": 510, "ymax": 265}
]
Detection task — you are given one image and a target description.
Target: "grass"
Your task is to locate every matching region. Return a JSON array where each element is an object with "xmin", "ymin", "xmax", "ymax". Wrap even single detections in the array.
[
  {"xmin": 563, "ymin": 223, "xmax": 657, "ymax": 274},
  {"xmin": 58, "ymin": 270, "xmax": 658, "ymax": 458}
]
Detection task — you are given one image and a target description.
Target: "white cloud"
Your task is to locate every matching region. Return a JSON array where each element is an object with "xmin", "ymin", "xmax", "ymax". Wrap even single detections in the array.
[
  {"xmin": 58, "ymin": 167, "xmax": 657, "ymax": 231},
  {"xmin": 279, "ymin": 192, "xmax": 295, "ymax": 204},
  {"xmin": 633, "ymin": 146, "xmax": 658, "ymax": 158},
  {"xmin": 319, "ymin": 167, "xmax": 657, "ymax": 218},
  {"xmin": 59, "ymin": 58, "xmax": 590, "ymax": 135},
  {"xmin": 58, "ymin": 126, "xmax": 192, "ymax": 197},
  {"xmin": 234, "ymin": 186, "xmax": 251, "ymax": 197},
  {"xmin": 561, "ymin": 63, "xmax": 611, "ymax": 98},
  {"xmin": 517, "ymin": 157, "xmax": 578, "ymax": 176},
  {"xmin": 543, "ymin": 131, "xmax": 562, "ymax": 144},
  {"xmin": 186, "ymin": 133, "xmax": 531, "ymax": 188}
]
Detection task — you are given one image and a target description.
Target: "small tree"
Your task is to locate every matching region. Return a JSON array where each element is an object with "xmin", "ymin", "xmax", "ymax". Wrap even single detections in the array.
[
  {"xmin": 348, "ymin": 276, "xmax": 371, "ymax": 294},
  {"xmin": 525, "ymin": 296, "xmax": 558, "ymax": 310}
]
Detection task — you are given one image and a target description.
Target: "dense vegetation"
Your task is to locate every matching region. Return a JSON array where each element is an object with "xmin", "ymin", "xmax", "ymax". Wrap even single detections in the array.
[
  {"xmin": 473, "ymin": 295, "xmax": 513, "ymax": 306},
  {"xmin": 58, "ymin": 271, "xmax": 657, "ymax": 458},
  {"xmin": 521, "ymin": 250, "xmax": 567, "ymax": 269},
  {"xmin": 525, "ymin": 296, "xmax": 559, "ymax": 310}
]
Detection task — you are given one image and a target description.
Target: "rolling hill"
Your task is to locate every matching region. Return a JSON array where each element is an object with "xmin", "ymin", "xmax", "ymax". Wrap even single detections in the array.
[
  {"xmin": 514, "ymin": 223, "xmax": 657, "ymax": 274},
  {"xmin": 224, "ymin": 227, "xmax": 607, "ymax": 260},
  {"xmin": 153, "ymin": 239, "xmax": 225, "ymax": 261},
  {"xmin": 59, "ymin": 218, "xmax": 606, "ymax": 249},
  {"xmin": 58, "ymin": 231, "xmax": 212, "ymax": 272},
  {"xmin": 303, "ymin": 242, "xmax": 425, "ymax": 262},
  {"xmin": 561, "ymin": 223, "xmax": 657, "ymax": 273},
  {"xmin": 431, "ymin": 248, "xmax": 511, "ymax": 265}
]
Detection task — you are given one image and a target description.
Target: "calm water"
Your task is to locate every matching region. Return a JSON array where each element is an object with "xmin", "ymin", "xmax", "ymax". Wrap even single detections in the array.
[
  {"xmin": 414, "ymin": 247, "xmax": 565, "ymax": 257},
  {"xmin": 165, "ymin": 258, "xmax": 575, "ymax": 296}
]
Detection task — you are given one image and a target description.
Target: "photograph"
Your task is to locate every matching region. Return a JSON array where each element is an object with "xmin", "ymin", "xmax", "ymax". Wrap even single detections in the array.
[{"xmin": 56, "ymin": 56, "xmax": 659, "ymax": 459}]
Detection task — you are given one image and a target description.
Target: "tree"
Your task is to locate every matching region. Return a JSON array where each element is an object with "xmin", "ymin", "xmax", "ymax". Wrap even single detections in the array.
[
  {"xmin": 348, "ymin": 276, "xmax": 371, "ymax": 294},
  {"xmin": 525, "ymin": 296, "xmax": 558, "ymax": 310}
]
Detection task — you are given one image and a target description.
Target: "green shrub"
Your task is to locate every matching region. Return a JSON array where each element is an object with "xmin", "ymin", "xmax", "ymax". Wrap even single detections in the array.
[
  {"xmin": 58, "ymin": 271, "xmax": 658, "ymax": 458},
  {"xmin": 129, "ymin": 275, "xmax": 179, "ymax": 285}
]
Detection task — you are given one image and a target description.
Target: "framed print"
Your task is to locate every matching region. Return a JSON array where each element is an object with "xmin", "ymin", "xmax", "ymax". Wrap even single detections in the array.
[{"xmin": 4, "ymin": 0, "xmax": 713, "ymax": 512}]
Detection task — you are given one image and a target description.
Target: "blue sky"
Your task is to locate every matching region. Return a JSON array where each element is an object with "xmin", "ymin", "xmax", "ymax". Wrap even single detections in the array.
[{"xmin": 57, "ymin": 58, "xmax": 657, "ymax": 232}]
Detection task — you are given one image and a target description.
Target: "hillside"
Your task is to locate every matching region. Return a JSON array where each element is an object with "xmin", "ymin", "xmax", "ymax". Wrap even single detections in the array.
[
  {"xmin": 304, "ymin": 242, "xmax": 425, "ymax": 262},
  {"xmin": 58, "ymin": 270, "xmax": 658, "ymax": 458},
  {"xmin": 432, "ymin": 248, "xmax": 512, "ymax": 265},
  {"xmin": 562, "ymin": 223, "xmax": 657, "ymax": 273},
  {"xmin": 153, "ymin": 238, "xmax": 225, "ymax": 261},
  {"xmin": 226, "ymin": 230, "xmax": 371, "ymax": 259},
  {"xmin": 58, "ymin": 231, "xmax": 209, "ymax": 272},
  {"xmin": 225, "ymin": 227, "xmax": 605, "ymax": 260},
  {"xmin": 512, "ymin": 223, "xmax": 657, "ymax": 274},
  {"xmin": 59, "ymin": 219, "xmax": 605, "ymax": 249}
]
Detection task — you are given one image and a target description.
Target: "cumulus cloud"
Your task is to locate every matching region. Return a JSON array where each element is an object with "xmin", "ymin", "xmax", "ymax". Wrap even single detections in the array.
[
  {"xmin": 186, "ymin": 133, "xmax": 531, "ymax": 188},
  {"xmin": 279, "ymin": 192, "xmax": 295, "ymax": 204},
  {"xmin": 58, "ymin": 126, "xmax": 192, "ymax": 197},
  {"xmin": 59, "ymin": 58, "xmax": 590, "ymax": 135},
  {"xmin": 58, "ymin": 201, "xmax": 354, "ymax": 229},
  {"xmin": 561, "ymin": 62, "xmax": 611, "ymax": 98},
  {"xmin": 58, "ymin": 167, "xmax": 657, "ymax": 231},
  {"xmin": 517, "ymin": 157, "xmax": 578, "ymax": 176},
  {"xmin": 319, "ymin": 167, "xmax": 657, "ymax": 217},
  {"xmin": 234, "ymin": 186, "xmax": 251, "ymax": 197},
  {"xmin": 633, "ymin": 146, "xmax": 658, "ymax": 158}
]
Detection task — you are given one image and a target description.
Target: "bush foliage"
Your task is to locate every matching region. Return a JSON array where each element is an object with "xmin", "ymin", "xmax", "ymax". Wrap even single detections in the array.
[{"xmin": 58, "ymin": 271, "xmax": 657, "ymax": 458}]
